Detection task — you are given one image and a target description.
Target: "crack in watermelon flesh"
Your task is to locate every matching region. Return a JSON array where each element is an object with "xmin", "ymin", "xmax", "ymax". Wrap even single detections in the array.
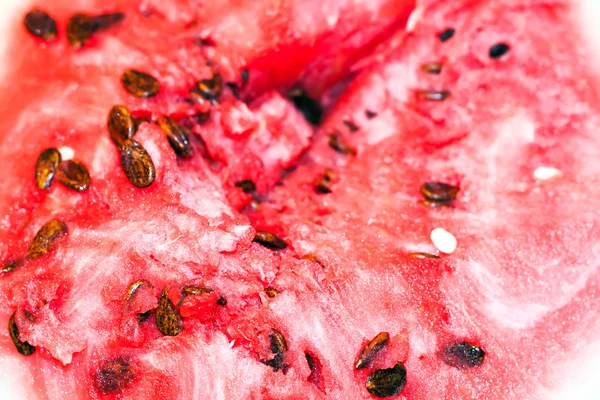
[{"xmin": 1, "ymin": 0, "xmax": 600, "ymax": 399}]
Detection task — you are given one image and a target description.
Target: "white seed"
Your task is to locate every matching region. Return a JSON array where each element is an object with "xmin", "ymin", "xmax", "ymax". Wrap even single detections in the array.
[
  {"xmin": 430, "ymin": 228, "xmax": 457, "ymax": 254},
  {"xmin": 58, "ymin": 146, "xmax": 74, "ymax": 161},
  {"xmin": 533, "ymin": 166, "xmax": 561, "ymax": 181}
]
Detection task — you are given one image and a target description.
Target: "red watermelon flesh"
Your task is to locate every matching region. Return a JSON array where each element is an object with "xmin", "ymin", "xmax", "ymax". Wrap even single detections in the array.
[
  {"xmin": 1, "ymin": 0, "xmax": 600, "ymax": 399},
  {"xmin": 250, "ymin": 0, "xmax": 600, "ymax": 398}
]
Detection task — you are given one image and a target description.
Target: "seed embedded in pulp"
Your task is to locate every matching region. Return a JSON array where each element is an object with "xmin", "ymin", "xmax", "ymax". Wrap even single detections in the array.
[
  {"xmin": 438, "ymin": 28, "xmax": 455, "ymax": 42},
  {"xmin": 8, "ymin": 312, "xmax": 36, "ymax": 356},
  {"xmin": 57, "ymin": 159, "xmax": 91, "ymax": 191},
  {"xmin": 190, "ymin": 71, "xmax": 223, "ymax": 103},
  {"xmin": 156, "ymin": 116, "xmax": 193, "ymax": 158},
  {"xmin": 120, "ymin": 139, "xmax": 156, "ymax": 188},
  {"xmin": 420, "ymin": 181, "xmax": 459, "ymax": 202},
  {"xmin": 409, "ymin": 252, "xmax": 441, "ymax": 259},
  {"xmin": 94, "ymin": 357, "xmax": 136, "ymax": 394},
  {"xmin": 121, "ymin": 69, "xmax": 160, "ymax": 98},
  {"xmin": 416, "ymin": 90, "xmax": 451, "ymax": 101},
  {"xmin": 253, "ymin": 231, "xmax": 287, "ymax": 250},
  {"xmin": 265, "ymin": 287, "xmax": 279, "ymax": 298},
  {"xmin": 439, "ymin": 341, "xmax": 485, "ymax": 369},
  {"xmin": 156, "ymin": 289, "xmax": 183, "ymax": 336},
  {"xmin": 235, "ymin": 180, "xmax": 256, "ymax": 194},
  {"xmin": 366, "ymin": 363, "xmax": 407, "ymax": 398},
  {"xmin": 24, "ymin": 9, "xmax": 58, "ymax": 41},
  {"xmin": 261, "ymin": 329, "xmax": 288, "ymax": 372},
  {"xmin": 35, "ymin": 148, "xmax": 61, "ymax": 190},
  {"xmin": 328, "ymin": 133, "xmax": 357, "ymax": 156},
  {"xmin": 355, "ymin": 332, "xmax": 390, "ymax": 369},
  {"xmin": 108, "ymin": 105, "xmax": 137, "ymax": 147},
  {"xmin": 422, "ymin": 62, "xmax": 443, "ymax": 74},
  {"xmin": 314, "ymin": 169, "xmax": 335, "ymax": 194},
  {"xmin": 289, "ymin": 88, "xmax": 323, "ymax": 125},
  {"xmin": 489, "ymin": 42, "xmax": 510, "ymax": 59},
  {"xmin": 27, "ymin": 219, "xmax": 67, "ymax": 259},
  {"xmin": 67, "ymin": 12, "xmax": 124, "ymax": 48}
]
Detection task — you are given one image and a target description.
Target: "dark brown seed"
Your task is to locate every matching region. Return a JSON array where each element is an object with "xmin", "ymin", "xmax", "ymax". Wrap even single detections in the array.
[
  {"xmin": 343, "ymin": 119, "xmax": 359, "ymax": 132},
  {"xmin": 366, "ymin": 363, "xmax": 407, "ymax": 398},
  {"xmin": 137, "ymin": 311, "xmax": 151, "ymax": 323},
  {"xmin": 121, "ymin": 69, "xmax": 160, "ymax": 98},
  {"xmin": 120, "ymin": 139, "xmax": 156, "ymax": 188},
  {"xmin": 261, "ymin": 329, "xmax": 288, "ymax": 372},
  {"xmin": 314, "ymin": 169, "xmax": 335, "ymax": 194},
  {"xmin": 265, "ymin": 287, "xmax": 279, "ymax": 298},
  {"xmin": 24, "ymin": 10, "xmax": 58, "ymax": 41},
  {"xmin": 328, "ymin": 133, "xmax": 357, "ymax": 156},
  {"xmin": 67, "ymin": 12, "xmax": 124, "ymax": 48},
  {"xmin": 439, "ymin": 341, "xmax": 485, "ymax": 369},
  {"xmin": 235, "ymin": 180, "xmax": 256, "ymax": 194},
  {"xmin": 418, "ymin": 199, "xmax": 452, "ymax": 209},
  {"xmin": 489, "ymin": 42, "xmax": 510, "ymax": 59},
  {"xmin": 420, "ymin": 182, "xmax": 459, "ymax": 202},
  {"xmin": 124, "ymin": 279, "xmax": 152, "ymax": 302},
  {"xmin": 253, "ymin": 231, "xmax": 287, "ymax": 250},
  {"xmin": 94, "ymin": 357, "xmax": 136, "ymax": 394},
  {"xmin": 356, "ymin": 332, "xmax": 390, "ymax": 369},
  {"xmin": 182, "ymin": 285, "xmax": 213, "ymax": 296},
  {"xmin": 302, "ymin": 254, "xmax": 325, "ymax": 267},
  {"xmin": 57, "ymin": 159, "xmax": 91, "ymax": 192},
  {"xmin": 289, "ymin": 88, "xmax": 323, "ymax": 125},
  {"xmin": 216, "ymin": 296, "xmax": 227, "ymax": 306},
  {"xmin": 27, "ymin": 219, "xmax": 67, "ymax": 260},
  {"xmin": 365, "ymin": 109, "xmax": 378, "ymax": 119},
  {"xmin": 156, "ymin": 289, "xmax": 183, "ymax": 336},
  {"xmin": 409, "ymin": 252, "xmax": 441, "ymax": 259},
  {"xmin": 157, "ymin": 117, "xmax": 194, "ymax": 158},
  {"xmin": 190, "ymin": 72, "xmax": 223, "ymax": 103},
  {"xmin": 108, "ymin": 105, "xmax": 137, "ymax": 147},
  {"xmin": 421, "ymin": 62, "xmax": 443, "ymax": 74},
  {"xmin": 35, "ymin": 148, "xmax": 61, "ymax": 190},
  {"xmin": 9, "ymin": 312, "xmax": 35, "ymax": 356},
  {"xmin": 438, "ymin": 28, "xmax": 455, "ymax": 42},
  {"xmin": 416, "ymin": 90, "xmax": 451, "ymax": 101},
  {"xmin": 1, "ymin": 260, "xmax": 21, "ymax": 274}
]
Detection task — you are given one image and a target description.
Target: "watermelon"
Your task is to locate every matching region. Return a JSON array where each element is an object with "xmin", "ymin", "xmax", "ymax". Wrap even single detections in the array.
[{"xmin": 1, "ymin": 0, "xmax": 600, "ymax": 399}]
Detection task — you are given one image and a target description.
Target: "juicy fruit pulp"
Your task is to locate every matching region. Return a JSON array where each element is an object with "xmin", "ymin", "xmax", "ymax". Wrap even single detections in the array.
[{"xmin": 1, "ymin": 0, "xmax": 600, "ymax": 399}]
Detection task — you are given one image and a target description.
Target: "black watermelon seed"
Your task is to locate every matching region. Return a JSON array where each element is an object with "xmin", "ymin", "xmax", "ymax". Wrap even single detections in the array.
[
  {"xmin": 216, "ymin": 296, "xmax": 227, "ymax": 306},
  {"xmin": 235, "ymin": 180, "xmax": 256, "ymax": 194},
  {"xmin": 253, "ymin": 231, "xmax": 287, "ymax": 250},
  {"xmin": 120, "ymin": 139, "xmax": 156, "ymax": 188},
  {"xmin": 94, "ymin": 357, "xmax": 136, "ymax": 394},
  {"xmin": 439, "ymin": 341, "xmax": 485, "ymax": 369},
  {"xmin": 289, "ymin": 88, "xmax": 323, "ymax": 125},
  {"xmin": 35, "ymin": 148, "xmax": 61, "ymax": 190},
  {"xmin": 438, "ymin": 28, "xmax": 455, "ymax": 42},
  {"xmin": 24, "ymin": 9, "xmax": 58, "ymax": 41},
  {"xmin": 121, "ymin": 69, "xmax": 160, "ymax": 98},
  {"xmin": 27, "ymin": 219, "xmax": 67, "ymax": 260},
  {"xmin": 155, "ymin": 289, "xmax": 183, "ymax": 336},
  {"xmin": 489, "ymin": 42, "xmax": 510, "ymax": 59},
  {"xmin": 328, "ymin": 133, "xmax": 357, "ymax": 156},
  {"xmin": 420, "ymin": 182, "xmax": 459, "ymax": 202},
  {"xmin": 343, "ymin": 119, "xmax": 359, "ymax": 132},
  {"xmin": 355, "ymin": 332, "xmax": 390, "ymax": 370},
  {"xmin": 8, "ymin": 312, "xmax": 35, "ymax": 356},
  {"xmin": 365, "ymin": 110, "xmax": 378, "ymax": 119},
  {"xmin": 366, "ymin": 363, "xmax": 407, "ymax": 398},
  {"xmin": 157, "ymin": 116, "xmax": 194, "ymax": 158},
  {"xmin": 57, "ymin": 159, "xmax": 91, "ymax": 192},
  {"xmin": 137, "ymin": 310, "xmax": 151, "ymax": 323}
]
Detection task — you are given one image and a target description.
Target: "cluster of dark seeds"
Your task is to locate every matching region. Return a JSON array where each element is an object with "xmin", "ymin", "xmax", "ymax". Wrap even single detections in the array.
[
  {"xmin": 314, "ymin": 169, "xmax": 335, "ymax": 194},
  {"xmin": 420, "ymin": 181, "xmax": 460, "ymax": 208},
  {"xmin": 27, "ymin": 219, "xmax": 68, "ymax": 260},
  {"xmin": 121, "ymin": 69, "xmax": 160, "ymax": 98},
  {"xmin": 155, "ymin": 289, "xmax": 183, "ymax": 336},
  {"xmin": 8, "ymin": 312, "xmax": 35, "ymax": 356},
  {"xmin": 366, "ymin": 363, "xmax": 407, "ymax": 398},
  {"xmin": 24, "ymin": 9, "xmax": 57, "ymax": 41},
  {"xmin": 94, "ymin": 357, "xmax": 136, "ymax": 394},
  {"xmin": 439, "ymin": 341, "xmax": 485, "ymax": 369},
  {"xmin": 67, "ymin": 12, "xmax": 124, "ymax": 48},
  {"xmin": 253, "ymin": 231, "xmax": 287, "ymax": 250},
  {"xmin": 355, "ymin": 332, "xmax": 390, "ymax": 370},
  {"xmin": 328, "ymin": 133, "xmax": 357, "ymax": 156},
  {"xmin": 157, "ymin": 117, "xmax": 194, "ymax": 158},
  {"xmin": 260, "ymin": 329, "xmax": 289, "ymax": 372},
  {"xmin": 35, "ymin": 149, "xmax": 91, "ymax": 192},
  {"xmin": 289, "ymin": 88, "xmax": 323, "ymax": 125}
]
